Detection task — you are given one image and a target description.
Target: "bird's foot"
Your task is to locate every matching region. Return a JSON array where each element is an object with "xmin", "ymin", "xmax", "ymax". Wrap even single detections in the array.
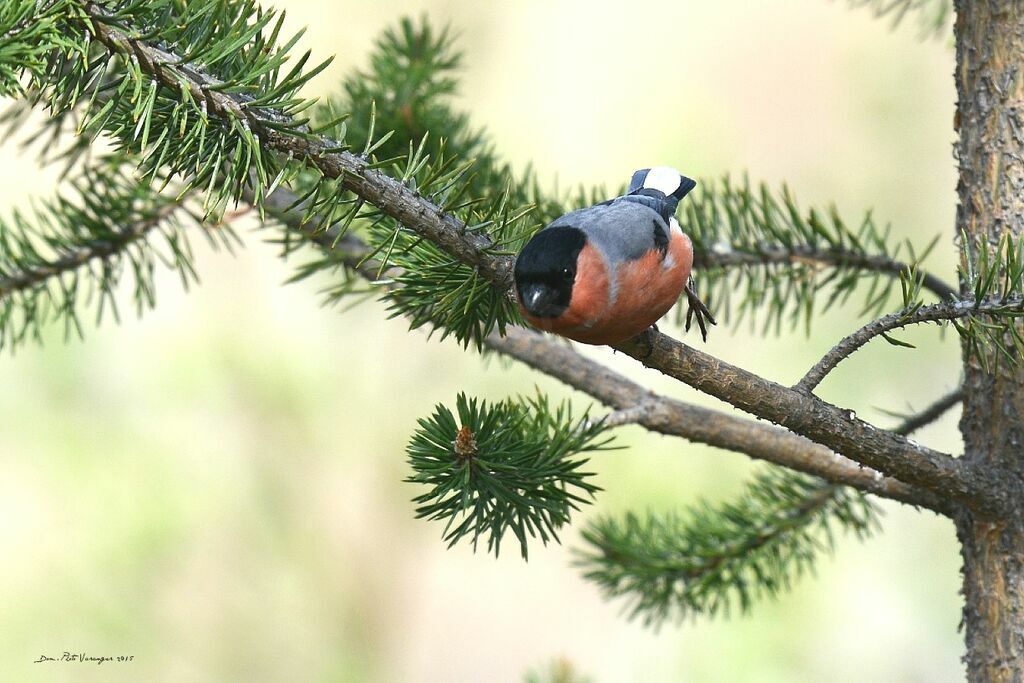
[{"xmin": 684, "ymin": 279, "xmax": 717, "ymax": 342}]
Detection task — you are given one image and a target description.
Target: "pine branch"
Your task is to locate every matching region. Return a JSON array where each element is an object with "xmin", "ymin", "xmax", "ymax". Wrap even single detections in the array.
[
  {"xmin": 337, "ymin": 19, "xmax": 964, "ymax": 342},
  {"xmin": 71, "ymin": 3, "xmax": 514, "ymax": 282},
  {"xmin": 957, "ymin": 230, "xmax": 1024, "ymax": 372},
  {"xmin": 576, "ymin": 389, "xmax": 952, "ymax": 625},
  {"xmin": 268, "ymin": 186, "xmax": 957, "ymax": 613},
  {"xmin": 684, "ymin": 178, "xmax": 956, "ymax": 335},
  {"xmin": 0, "ymin": 159, "xmax": 227, "ymax": 351},
  {"xmin": 613, "ymin": 330, "xmax": 997, "ymax": 514},
  {"xmin": 284, "ymin": 162, "xmax": 954, "ymax": 618},
  {"xmin": 55, "ymin": 5, "xmax": 999, "ymax": 515},
  {"xmin": 489, "ymin": 327, "xmax": 948, "ymax": 513},
  {"xmin": 577, "ymin": 469, "xmax": 878, "ymax": 624},
  {"xmin": 697, "ymin": 241, "xmax": 956, "ymax": 301},
  {"xmin": 797, "ymin": 296, "xmax": 1024, "ymax": 393},
  {"xmin": 0, "ymin": 205, "xmax": 170, "ymax": 299},
  {"xmin": 0, "ymin": 0, "xmax": 72, "ymax": 98},
  {"xmin": 261, "ymin": 186, "xmax": 948, "ymax": 514},
  {"xmin": 71, "ymin": 7, "xmax": 955, "ymax": 347},
  {"xmin": 405, "ymin": 392, "xmax": 609, "ymax": 560}
]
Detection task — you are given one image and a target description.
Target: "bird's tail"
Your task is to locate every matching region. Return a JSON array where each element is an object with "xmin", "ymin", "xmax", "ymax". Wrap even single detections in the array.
[{"xmin": 628, "ymin": 167, "xmax": 696, "ymax": 201}]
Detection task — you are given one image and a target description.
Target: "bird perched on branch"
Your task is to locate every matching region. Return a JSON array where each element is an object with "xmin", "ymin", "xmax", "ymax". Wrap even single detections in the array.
[{"xmin": 514, "ymin": 166, "xmax": 715, "ymax": 345}]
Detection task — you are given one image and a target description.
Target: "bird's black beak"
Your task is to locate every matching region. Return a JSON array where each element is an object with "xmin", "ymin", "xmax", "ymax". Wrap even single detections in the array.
[{"xmin": 518, "ymin": 283, "xmax": 562, "ymax": 318}]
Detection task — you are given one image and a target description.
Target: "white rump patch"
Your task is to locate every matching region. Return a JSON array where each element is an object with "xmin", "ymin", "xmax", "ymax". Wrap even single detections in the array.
[
  {"xmin": 669, "ymin": 216, "xmax": 683, "ymax": 235},
  {"xmin": 643, "ymin": 166, "xmax": 682, "ymax": 195}
]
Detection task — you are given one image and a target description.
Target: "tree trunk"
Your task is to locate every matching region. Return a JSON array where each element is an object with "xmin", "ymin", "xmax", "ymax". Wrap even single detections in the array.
[{"xmin": 954, "ymin": 2, "xmax": 1024, "ymax": 681}]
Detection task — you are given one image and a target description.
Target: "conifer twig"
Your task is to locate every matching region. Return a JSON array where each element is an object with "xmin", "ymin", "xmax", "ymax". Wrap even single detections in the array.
[
  {"xmin": 78, "ymin": 3, "xmax": 996, "ymax": 516},
  {"xmin": 796, "ymin": 298, "xmax": 1024, "ymax": 393},
  {"xmin": 0, "ymin": 203, "xmax": 177, "ymax": 300},
  {"xmin": 697, "ymin": 246, "xmax": 958, "ymax": 302},
  {"xmin": 260, "ymin": 187, "xmax": 949, "ymax": 514},
  {"xmin": 890, "ymin": 387, "xmax": 963, "ymax": 436}
]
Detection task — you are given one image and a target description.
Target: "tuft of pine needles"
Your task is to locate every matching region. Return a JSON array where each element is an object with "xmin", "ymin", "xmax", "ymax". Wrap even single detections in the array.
[
  {"xmin": 577, "ymin": 469, "xmax": 879, "ymax": 625},
  {"xmin": 406, "ymin": 392, "xmax": 611, "ymax": 560},
  {"xmin": 956, "ymin": 231, "xmax": 1024, "ymax": 372},
  {"xmin": 0, "ymin": 158, "xmax": 234, "ymax": 352}
]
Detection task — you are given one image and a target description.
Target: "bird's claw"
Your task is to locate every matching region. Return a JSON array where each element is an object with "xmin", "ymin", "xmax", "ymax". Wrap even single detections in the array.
[{"xmin": 684, "ymin": 279, "xmax": 717, "ymax": 342}]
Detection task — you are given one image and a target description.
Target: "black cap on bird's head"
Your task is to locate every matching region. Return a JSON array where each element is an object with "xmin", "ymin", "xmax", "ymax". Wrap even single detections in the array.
[
  {"xmin": 513, "ymin": 225, "xmax": 586, "ymax": 319},
  {"xmin": 628, "ymin": 167, "xmax": 697, "ymax": 214}
]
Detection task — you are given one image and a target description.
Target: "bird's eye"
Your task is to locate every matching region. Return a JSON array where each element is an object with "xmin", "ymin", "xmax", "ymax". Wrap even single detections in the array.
[{"xmin": 562, "ymin": 268, "xmax": 574, "ymax": 281}]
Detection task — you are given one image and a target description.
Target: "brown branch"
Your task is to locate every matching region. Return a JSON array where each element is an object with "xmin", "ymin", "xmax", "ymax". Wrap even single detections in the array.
[
  {"xmin": 259, "ymin": 187, "xmax": 948, "ymax": 513},
  {"xmin": 82, "ymin": 5, "xmax": 515, "ymax": 290},
  {"xmin": 696, "ymin": 245, "xmax": 959, "ymax": 302},
  {"xmin": 611, "ymin": 331, "xmax": 996, "ymax": 514},
  {"xmin": 890, "ymin": 387, "xmax": 963, "ymax": 436},
  {"xmin": 80, "ymin": 5, "xmax": 998, "ymax": 516},
  {"xmin": 796, "ymin": 298, "xmax": 1024, "ymax": 393},
  {"xmin": 489, "ymin": 327, "xmax": 949, "ymax": 513},
  {"xmin": 0, "ymin": 203, "xmax": 177, "ymax": 300}
]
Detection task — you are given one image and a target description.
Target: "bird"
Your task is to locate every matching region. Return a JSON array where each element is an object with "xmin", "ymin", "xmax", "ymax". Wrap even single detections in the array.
[{"xmin": 513, "ymin": 166, "xmax": 714, "ymax": 346}]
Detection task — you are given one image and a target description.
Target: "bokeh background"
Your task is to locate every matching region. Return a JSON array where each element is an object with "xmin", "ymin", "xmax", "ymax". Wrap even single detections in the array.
[{"xmin": 0, "ymin": 1, "xmax": 964, "ymax": 681}]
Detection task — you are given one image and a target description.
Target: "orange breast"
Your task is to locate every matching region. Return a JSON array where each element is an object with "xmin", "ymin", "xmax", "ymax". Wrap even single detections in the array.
[
  {"xmin": 518, "ymin": 242, "xmax": 610, "ymax": 337},
  {"xmin": 519, "ymin": 232, "xmax": 693, "ymax": 346},
  {"xmin": 568, "ymin": 231, "xmax": 692, "ymax": 345}
]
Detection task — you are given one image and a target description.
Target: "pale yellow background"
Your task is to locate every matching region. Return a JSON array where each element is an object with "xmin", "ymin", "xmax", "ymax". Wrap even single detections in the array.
[{"xmin": 0, "ymin": 1, "xmax": 962, "ymax": 681}]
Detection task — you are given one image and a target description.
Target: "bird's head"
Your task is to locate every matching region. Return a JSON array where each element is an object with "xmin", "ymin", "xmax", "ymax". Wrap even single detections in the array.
[{"xmin": 513, "ymin": 225, "xmax": 587, "ymax": 318}]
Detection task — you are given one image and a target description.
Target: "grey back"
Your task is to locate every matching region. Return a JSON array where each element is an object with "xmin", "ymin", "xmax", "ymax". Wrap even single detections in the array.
[{"xmin": 548, "ymin": 197, "xmax": 668, "ymax": 264}]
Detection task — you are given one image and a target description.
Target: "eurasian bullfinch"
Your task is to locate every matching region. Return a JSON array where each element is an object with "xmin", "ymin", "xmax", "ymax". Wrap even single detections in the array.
[{"xmin": 514, "ymin": 166, "xmax": 714, "ymax": 345}]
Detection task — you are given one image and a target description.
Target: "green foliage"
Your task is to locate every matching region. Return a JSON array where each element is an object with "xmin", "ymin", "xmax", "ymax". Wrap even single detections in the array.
[
  {"xmin": 956, "ymin": 231, "xmax": 1024, "ymax": 372},
  {"xmin": 35, "ymin": 0, "xmax": 332, "ymax": 218},
  {"xmin": 0, "ymin": 0, "xmax": 74, "ymax": 98},
  {"xmin": 0, "ymin": 159, "xmax": 233, "ymax": 352},
  {"xmin": 367, "ymin": 173, "xmax": 532, "ymax": 348},
  {"xmin": 296, "ymin": 19, "xmax": 563, "ymax": 348},
  {"xmin": 849, "ymin": 0, "xmax": 952, "ymax": 35},
  {"xmin": 406, "ymin": 392, "xmax": 610, "ymax": 560},
  {"xmin": 321, "ymin": 16, "xmax": 569, "ymax": 220},
  {"xmin": 282, "ymin": 131, "xmax": 537, "ymax": 348},
  {"xmin": 683, "ymin": 176, "xmax": 940, "ymax": 335},
  {"xmin": 31, "ymin": 4, "xmax": 924, "ymax": 350},
  {"xmin": 577, "ymin": 469, "xmax": 878, "ymax": 625},
  {"xmin": 312, "ymin": 18, "xmax": 921, "ymax": 345},
  {"xmin": 0, "ymin": 2, "xmax": 959, "ymax": 629}
]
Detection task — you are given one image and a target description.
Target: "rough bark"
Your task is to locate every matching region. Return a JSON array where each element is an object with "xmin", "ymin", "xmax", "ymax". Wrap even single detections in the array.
[{"xmin": 954, "ymin": 2, "xmax": 1024, "ymax": 680}]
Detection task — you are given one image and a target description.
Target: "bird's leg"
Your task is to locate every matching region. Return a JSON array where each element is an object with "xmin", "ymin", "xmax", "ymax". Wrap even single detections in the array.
[{"xmin": 684, "ymin": 278, "xmax": 717, "ymax": 342}]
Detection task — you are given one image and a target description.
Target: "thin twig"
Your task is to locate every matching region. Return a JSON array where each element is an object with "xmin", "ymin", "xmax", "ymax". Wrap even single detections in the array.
[
  {"xmin": 892, "ymin": 387, "xmax": 964, "ymax": 436},
  {"xmin": 0, "ymin": 203, "xmax": 179, "ymax": 300},
  {"xmin": 697, "ymin": 245, "xmax": 958, "ymax": 302},
  {"xmin": 796, "ymin": 298, "xmax": 1023, "ymax": 393}
]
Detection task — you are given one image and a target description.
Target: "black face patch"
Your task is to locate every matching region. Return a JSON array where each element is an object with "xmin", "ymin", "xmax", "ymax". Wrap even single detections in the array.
[{"xmin": 514, "ymin": 225, "xmax": 587, "ymax": 318}]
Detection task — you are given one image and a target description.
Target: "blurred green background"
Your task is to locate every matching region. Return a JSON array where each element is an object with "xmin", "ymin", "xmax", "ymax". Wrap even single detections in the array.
[{"xmin": 0, "ymin": 1, "xmax": 964, "ymax": 681}]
